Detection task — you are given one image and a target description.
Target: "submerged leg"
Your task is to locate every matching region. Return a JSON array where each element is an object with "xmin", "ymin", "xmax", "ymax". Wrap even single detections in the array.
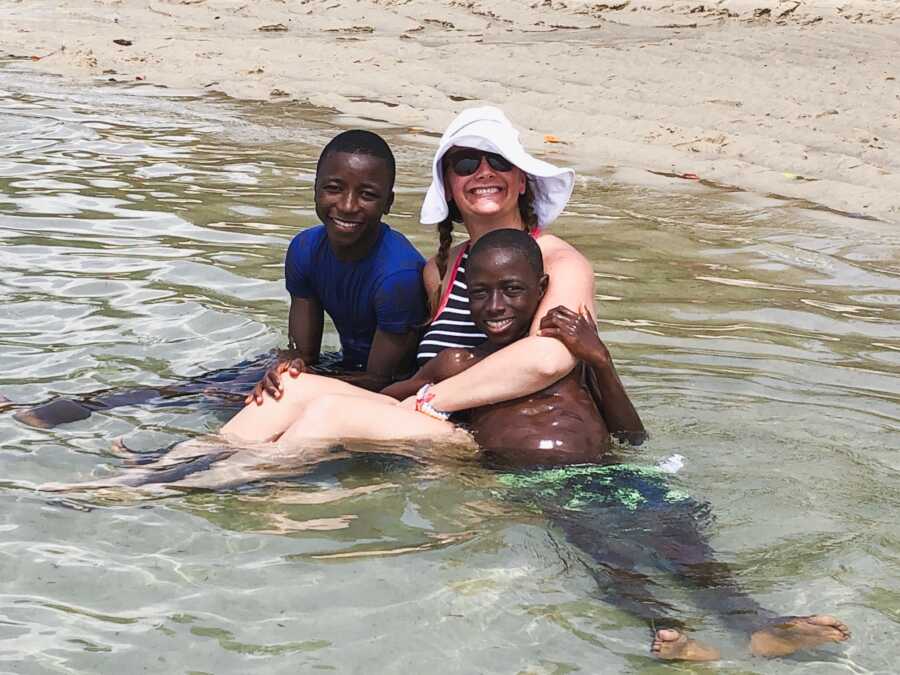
[
  {"xmin": 634, "ymin": 501, "xmax": 851, "ymax": 655},
  {"xmin": 13, "ymin": 384, "xmax": 237, "ymax": 429},
  {"xmin": 38, "ymin": 443, "xmax": 239, "ymax": 492},
  {"xmin": 551, "ymin": 504, "xmax": 720, "ymax": 662},
  {"xmin": 14, "ymin": 398, "xmax": 97, "ymax": 428},
  {"xmin": 523, "ymin": 465, "xmax": 849, "ymax": 659},
  {"xmin": 11, "ymin": 354, "xmax": 273, "ymax": 429}
]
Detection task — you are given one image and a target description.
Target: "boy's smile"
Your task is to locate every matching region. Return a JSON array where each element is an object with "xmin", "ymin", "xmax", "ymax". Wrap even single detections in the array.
[
  {"xmin": 467, "ymin": 248, "xmax": 548, "ymax": 348},
  {"xmin": 315, "ymin": 151, "xmax": 394, "ymax": 260}
]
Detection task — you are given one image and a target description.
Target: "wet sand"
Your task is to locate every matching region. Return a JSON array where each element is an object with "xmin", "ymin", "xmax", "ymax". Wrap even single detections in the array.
[{"xmin": 2, "ymin": 0, "xmax": 898, "ymax": 222}]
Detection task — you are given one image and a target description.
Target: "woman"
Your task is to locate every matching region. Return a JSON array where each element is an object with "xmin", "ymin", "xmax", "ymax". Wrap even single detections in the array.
[{"xmin": 221, "ymin": 106, "xmax": 594, "ymax": 443}]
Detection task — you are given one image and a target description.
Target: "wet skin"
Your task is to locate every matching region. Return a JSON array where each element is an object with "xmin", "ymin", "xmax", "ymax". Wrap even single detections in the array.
[
  {"xmin": 383, "ymin": 246, "xmax": 611, "ymax": 467},
  {"xmin": 458, "ymin": 248, "xmax": 610, "ymax": 465}
]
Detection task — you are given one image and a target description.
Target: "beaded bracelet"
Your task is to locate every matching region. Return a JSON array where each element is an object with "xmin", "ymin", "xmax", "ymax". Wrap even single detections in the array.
[{"xmin": 415, "ymin": 383, "xmax": 450, "ymax": 421}]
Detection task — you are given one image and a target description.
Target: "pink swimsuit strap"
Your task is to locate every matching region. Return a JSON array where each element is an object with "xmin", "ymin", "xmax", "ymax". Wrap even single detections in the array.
[{"xmin": 433, "ymin": 243, "xmax": 469, "ymax": 320}]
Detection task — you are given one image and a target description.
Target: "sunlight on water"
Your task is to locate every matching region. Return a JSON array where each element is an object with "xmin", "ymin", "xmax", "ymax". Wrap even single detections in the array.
[{"xmin": 0, "ymin": 61, "xmax": 897, "ymax": 673}]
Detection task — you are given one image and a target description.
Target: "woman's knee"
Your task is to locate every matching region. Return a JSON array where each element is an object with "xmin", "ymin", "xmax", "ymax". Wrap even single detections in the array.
[{"xmin": 301, "ymin": 394, "xmax": 345, "ymax": 420}]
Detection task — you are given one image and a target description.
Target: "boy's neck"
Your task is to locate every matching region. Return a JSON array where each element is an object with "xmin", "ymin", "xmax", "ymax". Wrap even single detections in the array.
[
  {"xmin": 328, "ymin": 222, "xmax": 383, "ymax": 262},
  {"xmin": 476, "ymin": 328, "xmax": 531, "ymax": 356}
]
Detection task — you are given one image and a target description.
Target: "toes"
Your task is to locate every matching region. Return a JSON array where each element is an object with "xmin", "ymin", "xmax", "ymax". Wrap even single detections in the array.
[
  {"xmin": 806, "ymin": 615, "xmax": 851, "ymax": 640},
  {"xmin": 656, "ymin": 628, "xmax": 681, "ymax": 643},
  {"xmin": 651, "ymin": 629, "xmax": 681, "ymax": 655}
]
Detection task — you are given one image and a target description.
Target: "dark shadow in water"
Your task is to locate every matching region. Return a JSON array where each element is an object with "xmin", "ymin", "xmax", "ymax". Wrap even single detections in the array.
[{"xmin": 7, "ymin": 352, "xmax": 350, "ymax": 429}]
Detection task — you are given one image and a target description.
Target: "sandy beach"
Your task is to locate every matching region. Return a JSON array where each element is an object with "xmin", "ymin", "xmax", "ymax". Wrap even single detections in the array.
[{"xmin": 2, "ymin": 0, "xmax": 898, "ymax": 223}]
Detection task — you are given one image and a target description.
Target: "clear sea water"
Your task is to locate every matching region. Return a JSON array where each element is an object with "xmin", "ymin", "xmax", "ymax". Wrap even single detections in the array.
[{"xmin": 1, "ymin": 61, "xmax": 897, "ymax": 673}]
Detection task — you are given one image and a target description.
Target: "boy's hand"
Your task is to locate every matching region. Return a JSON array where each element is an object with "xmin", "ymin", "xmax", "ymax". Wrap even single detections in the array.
[
  {"xmin": 246, "ymin": 352, "xmax": 305, "ymax": 405},
  {"xmin": 538, "ymin": 305, "xmax": 610, "ymax": 368}
]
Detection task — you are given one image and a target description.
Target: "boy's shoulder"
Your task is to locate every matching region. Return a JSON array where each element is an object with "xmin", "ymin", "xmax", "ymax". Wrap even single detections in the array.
[
  {"xmin": 372, "ymin": 224, "xmax": 425, "ymax": 274},
  {"xmin": 427, "ymin": 347, "xmax": 482, "ymax": 382},
  {"xmin": 287, "ymin": 225, "xmax": 328, "ymax": 255}
]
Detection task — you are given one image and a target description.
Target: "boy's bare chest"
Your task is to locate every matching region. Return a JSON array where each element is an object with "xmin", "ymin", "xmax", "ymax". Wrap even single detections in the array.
[{"xmin": 466, "ymin": 372, "xmax": 610, "ymax": 466}]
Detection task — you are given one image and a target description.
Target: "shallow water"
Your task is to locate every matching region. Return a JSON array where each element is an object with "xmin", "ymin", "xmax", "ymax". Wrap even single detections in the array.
[{"xmin": 1, "ymin": 62, "xmax": 898, "ymax": 674}]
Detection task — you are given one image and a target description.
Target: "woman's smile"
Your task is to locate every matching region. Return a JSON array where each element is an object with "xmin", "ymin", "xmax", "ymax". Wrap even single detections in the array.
[{"xmin": 470, "ymin": 185, "xmax": 503, "ymax": 196}]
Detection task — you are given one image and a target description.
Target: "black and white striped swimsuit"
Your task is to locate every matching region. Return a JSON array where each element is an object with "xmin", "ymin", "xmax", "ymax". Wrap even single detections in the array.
[{"xmin": 416, "ymin": 244, "xmax": 487, "ymax": 366}]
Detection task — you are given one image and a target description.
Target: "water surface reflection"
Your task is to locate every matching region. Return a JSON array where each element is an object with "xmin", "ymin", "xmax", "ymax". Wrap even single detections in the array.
[{"xmin": 1, "ymin": 62, "xmax": 897, "ymax": 673}]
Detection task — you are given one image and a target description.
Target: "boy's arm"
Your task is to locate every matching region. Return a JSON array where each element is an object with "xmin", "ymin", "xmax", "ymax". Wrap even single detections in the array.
[
  {"xmin": 247, "ymin": 296, "xmax": 325, "ymax": 404},
  {"xmin": 328, "ymin": 328, "xmax": 420, "ymax": 392},
  {"xmin": 539, "ymin": 305, "xmax": 646, "ymax": 445},
  {"xmin": 381, "ymin": 349, "xmax": 481, "ymax": 401},
  {"xmin": 288, "ymin": 296, "xmax": 325, "ymax": 360}
]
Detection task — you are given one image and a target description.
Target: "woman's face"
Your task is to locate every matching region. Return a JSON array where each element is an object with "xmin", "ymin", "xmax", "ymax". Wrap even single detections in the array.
[{"xmin": 443, "ymin": 148, "xmax": 527, "ymax": 225}]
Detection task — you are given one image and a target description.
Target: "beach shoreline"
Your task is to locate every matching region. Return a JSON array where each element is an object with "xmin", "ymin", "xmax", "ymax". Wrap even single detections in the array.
[{"xmin": 3, "ymin": 0, "xmax": 898, "ymax": 223}]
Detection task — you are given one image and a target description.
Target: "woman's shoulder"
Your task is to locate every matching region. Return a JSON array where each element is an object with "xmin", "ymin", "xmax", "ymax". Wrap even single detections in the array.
[
  {"xmin": 423, "ymin": 240, "xmax": 468, "ymax": 293},
  {"xmin": 536, "ymin": 232, "xmax": 590, "ymax": 265}
]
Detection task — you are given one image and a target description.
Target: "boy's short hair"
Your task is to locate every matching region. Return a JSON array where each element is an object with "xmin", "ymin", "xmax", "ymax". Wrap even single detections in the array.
[
  {"xmin": 469, "ymin": 229, "xmax": 543, "ymax": 277},
  {"xmin": 316, "ymin": 130, "xmax": 396, "ymax": 186}
]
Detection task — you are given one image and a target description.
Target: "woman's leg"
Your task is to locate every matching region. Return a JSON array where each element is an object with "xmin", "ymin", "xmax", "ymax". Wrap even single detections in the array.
[
  {"xmin": 221, "ymin": 374, "xmax": 395, "ymax": 443},
  {"xmin": 278, "ymin": 394, "xmax": 476, "ymax": 459}
]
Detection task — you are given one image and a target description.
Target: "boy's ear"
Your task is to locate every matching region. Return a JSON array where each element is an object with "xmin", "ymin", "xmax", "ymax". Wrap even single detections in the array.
[
  {"xmin": 538, "ymin": 273, "xmax": 549, "ymax": 297},
  {"xmin": 383, "ymin": 190, "xmax": 394, "ymax": 215}
]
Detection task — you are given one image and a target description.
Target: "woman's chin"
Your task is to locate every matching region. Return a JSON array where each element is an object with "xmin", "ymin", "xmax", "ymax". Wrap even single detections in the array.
[{"xmin": 461, "ymin": 201, "xmax": 516, "ymax": 222}]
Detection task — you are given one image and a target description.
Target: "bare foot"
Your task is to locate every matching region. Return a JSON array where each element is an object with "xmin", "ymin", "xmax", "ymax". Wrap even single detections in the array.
[
  {"xmin": 651, "ymin": 629, "xmax": 720, "ymax": 661},
  {"xmin": 750, "ymin": 615, "xmax": 851, "ymax": 657}
]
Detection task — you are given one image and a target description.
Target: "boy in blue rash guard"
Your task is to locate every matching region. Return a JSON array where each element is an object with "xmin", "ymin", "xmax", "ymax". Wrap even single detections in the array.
[
  {"xmin": 245, "ymin": 130, "xmax": 426, "ymax": 403},
  {"xmin": 12, "ymin": 131, "xmax": 425, "ymax": 428}
]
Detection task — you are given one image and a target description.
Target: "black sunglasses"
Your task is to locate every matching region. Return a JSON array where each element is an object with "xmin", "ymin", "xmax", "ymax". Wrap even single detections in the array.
[{"xmin": 445, "ymin": 150, "xmax": 514, "ymax": 177}]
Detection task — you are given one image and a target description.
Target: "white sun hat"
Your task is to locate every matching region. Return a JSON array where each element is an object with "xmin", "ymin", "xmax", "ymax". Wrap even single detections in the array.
[{"xmin": 420, "ymin": 106, "xmax": 575, "ymax": 229}]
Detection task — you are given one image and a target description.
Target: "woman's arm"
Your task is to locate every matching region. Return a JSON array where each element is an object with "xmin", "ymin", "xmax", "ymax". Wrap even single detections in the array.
[
  {"xmin": 381, "ymin": 349, "xmax": 481, "ymax": 401},
  {"xmin": 415, "ymin": 237, "xmax": 594, "ymax": 412}
]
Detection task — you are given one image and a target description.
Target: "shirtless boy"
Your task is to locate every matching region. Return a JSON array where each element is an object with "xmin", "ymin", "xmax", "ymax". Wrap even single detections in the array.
[
  {"xmin": 13, "ymin": 130, "xmax": 426, "ymax": 427},
  {"xmin": 377, "ymin": 228, "xmax": 645, "ymax": 466},
  {"xmin": 270, "ymin": 229, "xmax": 849, "ymax": 662}
]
